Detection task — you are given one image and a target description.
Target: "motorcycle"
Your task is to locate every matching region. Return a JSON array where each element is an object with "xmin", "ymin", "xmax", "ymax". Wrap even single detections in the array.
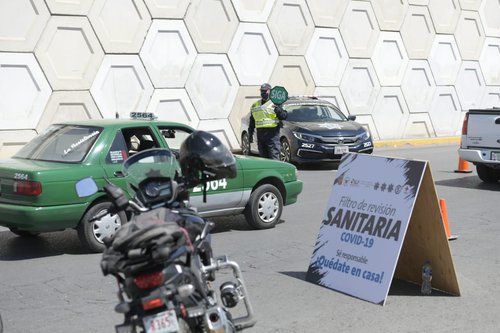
[{"xmin": 75, "ymin": 131, "xmax": 256, "ymax": 333}]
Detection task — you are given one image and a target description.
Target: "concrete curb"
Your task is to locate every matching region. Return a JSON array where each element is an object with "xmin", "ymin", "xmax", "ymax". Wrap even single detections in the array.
[{"xmin": 374, "ymin": 136, "xmax": 460, "ymax": 148}]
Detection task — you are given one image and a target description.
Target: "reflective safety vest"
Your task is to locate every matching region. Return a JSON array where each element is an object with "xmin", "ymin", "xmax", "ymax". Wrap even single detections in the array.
[{"xmin": 251, "ymin": 100, "xmax": 279, "ymax": 129}]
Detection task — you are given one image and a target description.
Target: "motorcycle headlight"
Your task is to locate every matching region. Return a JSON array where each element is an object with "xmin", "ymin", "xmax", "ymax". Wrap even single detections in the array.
[{"xmin": 293, "ymin": 131, "xmax": 320, "ymax": 142}]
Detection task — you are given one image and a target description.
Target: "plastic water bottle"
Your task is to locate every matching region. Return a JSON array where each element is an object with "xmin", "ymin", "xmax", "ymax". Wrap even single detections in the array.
[{"xmin": 421, "ymin": 260, "xmax": 432, "ymax": 295}]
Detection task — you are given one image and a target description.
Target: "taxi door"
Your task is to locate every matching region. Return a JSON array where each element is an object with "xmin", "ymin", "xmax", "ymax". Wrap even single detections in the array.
[
  {"xmin": 101, "ymin": 126, "xmax": 163, "ymax": 197},
  {"xmin": 155, "ymin": 125, "xmax": 244, "ymax": 213}
]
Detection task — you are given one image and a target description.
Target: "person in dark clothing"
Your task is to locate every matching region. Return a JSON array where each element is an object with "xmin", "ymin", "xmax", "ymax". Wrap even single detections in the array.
[{"xmin": 248, "ymin": 83, "xmax": 287, "ymax": 160}]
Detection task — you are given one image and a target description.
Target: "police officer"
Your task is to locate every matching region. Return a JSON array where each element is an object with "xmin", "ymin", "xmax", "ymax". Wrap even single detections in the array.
[{"xmin": 248, "ymin": 83, "xmax": 287, "ymax": 160}]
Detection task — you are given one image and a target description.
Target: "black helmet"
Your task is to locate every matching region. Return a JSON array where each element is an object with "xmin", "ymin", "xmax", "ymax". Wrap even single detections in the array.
[
  {"xmin": 179, "ymin": 131, "xmax": 237, "ymax": 187},
  {"xmin": 260, "ymin": 83, "xmax": 271, "ymax": 91}
]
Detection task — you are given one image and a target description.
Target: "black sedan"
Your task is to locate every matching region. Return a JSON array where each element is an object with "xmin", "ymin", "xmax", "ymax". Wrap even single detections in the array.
[{"xmin": 241, "ymin": 96, "xmax": 373, "ymax": 165}]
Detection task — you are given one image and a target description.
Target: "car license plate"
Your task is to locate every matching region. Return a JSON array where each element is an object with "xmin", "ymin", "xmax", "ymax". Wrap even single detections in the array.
[
  {"xmin": 492, "ymin": 152, "xmax": 500, "ymax": 161},
  {"xmin": 143, "ymin": 310, "xmax": 180, "ymax": 333},
  {"xmin": 334, "ymin": 145, "xmax": 349, "ymax": 155}
]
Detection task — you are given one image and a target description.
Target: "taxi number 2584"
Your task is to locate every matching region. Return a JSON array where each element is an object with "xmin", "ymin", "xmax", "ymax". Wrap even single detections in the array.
[{"xmin": 192, "ymin": 179, "xmax": 228, "ymax": 193}]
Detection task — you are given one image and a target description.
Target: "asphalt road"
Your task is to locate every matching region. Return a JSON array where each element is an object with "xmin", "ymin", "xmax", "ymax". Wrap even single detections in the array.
[{"xmin": 1, "ymin": 143, "xmax": 499, "ymax": 333}]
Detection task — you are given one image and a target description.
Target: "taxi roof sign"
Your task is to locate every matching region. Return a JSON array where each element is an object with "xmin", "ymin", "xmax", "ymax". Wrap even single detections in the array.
[
  {"xmin": 129, "ymin": 112, "xmax": 157, "ymax": 120},
  {"xmin": 270, "ymin": 86, "xmax": 288, "ymax": 105}
]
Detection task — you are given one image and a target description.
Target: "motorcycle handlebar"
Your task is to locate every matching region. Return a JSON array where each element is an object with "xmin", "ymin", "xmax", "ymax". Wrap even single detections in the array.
[{"xmin": 88, "ymin": 200, "xmax": 151, "ymax": 223}]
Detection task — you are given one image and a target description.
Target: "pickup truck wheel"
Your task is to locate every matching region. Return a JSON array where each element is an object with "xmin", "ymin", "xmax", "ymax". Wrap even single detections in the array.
[
  {"xmin": 476, "ymin": 164, "xmax": 500, "ymax": 183},
  {"xmin": 77, "ymin": 201, "xmax": 127, "ymax": 253},
  {"xmin": 9, "ymin": 228, "xmax": 40, "ymax": 237},
  {"xmin": 244, "ymin": 184, "xmax": 283, "ymax": 229}
]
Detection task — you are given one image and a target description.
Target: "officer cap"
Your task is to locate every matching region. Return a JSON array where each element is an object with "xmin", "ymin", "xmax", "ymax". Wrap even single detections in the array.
[{"xmin": 260, "ymin": 83, "xmax": 271, "ymax": 91}]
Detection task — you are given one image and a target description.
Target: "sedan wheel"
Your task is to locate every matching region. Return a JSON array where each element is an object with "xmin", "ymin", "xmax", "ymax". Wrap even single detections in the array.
[
  {"xmin": 77, "ymin": 201, "xmax": 127, "ymax": 252},
  {"xmin": 244, "ymin": 184, "xmax": 283, "ymax": 229},
  {"xmin": 241, "ymin": 132, "xmax": 251, "ymax": 156},
  {"xmin": 280, "ymin": 138, "xmax": 291, "ymax": 163}
]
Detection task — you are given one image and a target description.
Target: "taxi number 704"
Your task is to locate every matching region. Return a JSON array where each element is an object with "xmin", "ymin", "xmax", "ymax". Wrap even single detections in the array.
[{"xmin": 192, "ymin": 178, "xmax": 228, "ymax": 193}]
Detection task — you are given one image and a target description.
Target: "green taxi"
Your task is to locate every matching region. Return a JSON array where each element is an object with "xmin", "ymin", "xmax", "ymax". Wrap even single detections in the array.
[{"xmin": 0, "ymin": 117, "xmax": 303, "ymax": 252}]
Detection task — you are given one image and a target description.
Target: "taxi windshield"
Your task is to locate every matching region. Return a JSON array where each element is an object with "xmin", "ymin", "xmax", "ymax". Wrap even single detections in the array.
[
  {"xmin": 122, "ymin": 148, "xmax": 180, "ymax": 189},
  {"xmin": 13, "ymin": 124, "xmax": 102, "ymax": 163}
]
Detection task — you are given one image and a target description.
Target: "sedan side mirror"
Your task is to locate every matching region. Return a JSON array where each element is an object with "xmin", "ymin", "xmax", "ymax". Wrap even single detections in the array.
[{"xmin": 347, "ymin": 115, "xmax": 356, "ymax": 121}]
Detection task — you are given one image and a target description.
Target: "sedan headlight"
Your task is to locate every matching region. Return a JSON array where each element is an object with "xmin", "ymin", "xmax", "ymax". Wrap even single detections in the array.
[
  {"xmin": 357, "ymin": 130, "xmax": 371, "ymax": 141},
  {"xmin": 293, "ymin": 131, "xmax": 320, "ymax": 142}
]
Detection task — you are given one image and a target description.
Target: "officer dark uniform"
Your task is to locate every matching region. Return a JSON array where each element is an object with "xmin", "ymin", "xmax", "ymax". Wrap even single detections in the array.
[{"xmin": 248, "ymin": 83, "xmax": 287, "ymax": 160}]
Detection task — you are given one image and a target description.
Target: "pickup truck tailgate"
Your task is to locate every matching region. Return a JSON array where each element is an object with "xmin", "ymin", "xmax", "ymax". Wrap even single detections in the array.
[{"xmin": 465, "ymin": 109, "xmax": 500, "ymax": 148}]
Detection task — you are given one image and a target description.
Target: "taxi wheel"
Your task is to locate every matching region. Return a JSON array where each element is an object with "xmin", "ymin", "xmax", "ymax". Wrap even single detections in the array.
[
  {"xmin": 9, "ymin": 228, "xmax": 40, "ymax": 237},
  {"xmin": 241, "ymin": 132, "xmax": 251, "ymax": 155},
  {"xmin": 77, "ymin": 201, "xmax": 127, "ymax": 253},
  {"xmin": 244, "ymin": 184, "xmax": 283, "ymax": 229},
  {"xmin": 280, "ymin": 138, "xmax": 292, "ymax": 163}
]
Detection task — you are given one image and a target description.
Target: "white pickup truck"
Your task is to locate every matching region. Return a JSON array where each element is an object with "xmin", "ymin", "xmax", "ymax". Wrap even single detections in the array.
[{"xmin": 458, "ymin": 108, "xmax": 500, "ymax": 183}]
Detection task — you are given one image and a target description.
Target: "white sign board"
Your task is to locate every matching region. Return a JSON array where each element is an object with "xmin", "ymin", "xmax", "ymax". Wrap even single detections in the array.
[{"xmin": 306, "ymin": 153, "xmax": 427, "ymax": 305}]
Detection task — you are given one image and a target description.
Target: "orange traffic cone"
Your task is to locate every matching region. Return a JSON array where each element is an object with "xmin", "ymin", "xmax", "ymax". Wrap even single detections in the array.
[
  {"xmin": 439, "ymin": 198, "xmax": 458, "ymax": 241},
  {"xmin": 454, "ymin": 157, "xmax": 472, "ymax": 173}
]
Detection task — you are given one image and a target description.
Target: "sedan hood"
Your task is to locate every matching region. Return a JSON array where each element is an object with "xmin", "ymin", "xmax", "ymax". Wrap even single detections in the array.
[
  {"xmin": 286, "ymin": 121, "xmax": 364, "ymax": 136},
  {"xmin": 234, "ymin": 154, "xmax": 293, "ymax": 170}
]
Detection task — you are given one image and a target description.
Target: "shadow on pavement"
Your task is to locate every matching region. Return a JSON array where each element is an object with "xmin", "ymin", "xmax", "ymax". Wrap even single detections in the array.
[
  {"xmin": 279, "ymin": 271, "xmax": 454, "ymax": 298},
  {"xmin": 209, "ymin": 214, "xmax": 285, "ymax": 233},
  {"xmin": 435, "ymin": 175, "xmax": 500, "ymax": 192},
  {"xmin": 0, "ymin": 214, "xmax": 286, "ymax": 259},
  {"xmin": 388, "ymin": 279, "xmax": 453, "ymax": 297},
  {"xmin": 0, "ymin": 229, "xmax": 87, "ymax": 260},
  {"xmin": 209, "ymin": 215, "xmax": 253, "ymax": 233},
  {"xmin": 297, "ymin": 162, "xmax": 339, "ymax": 171}
]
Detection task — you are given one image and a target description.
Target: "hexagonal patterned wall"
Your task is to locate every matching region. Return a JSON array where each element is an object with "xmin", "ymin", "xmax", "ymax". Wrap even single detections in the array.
[{"xmin": 1, "ymin": 0, "xmax": 500, "ymax": 157}]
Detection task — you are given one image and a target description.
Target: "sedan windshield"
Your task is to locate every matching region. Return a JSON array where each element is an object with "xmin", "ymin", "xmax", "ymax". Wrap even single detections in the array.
[
  {"xmin": 284, "ymin": 104, "xmax": 347, "ymax": 122},
  {"xmin": 14, "ymin": 124, "xmax": 102, "ymax": 163}
]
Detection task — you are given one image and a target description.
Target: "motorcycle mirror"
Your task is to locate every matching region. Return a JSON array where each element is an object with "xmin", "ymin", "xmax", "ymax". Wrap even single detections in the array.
[{"xmin": 75, "ymin": 177, "xmax": 99, "ymax": 197}]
